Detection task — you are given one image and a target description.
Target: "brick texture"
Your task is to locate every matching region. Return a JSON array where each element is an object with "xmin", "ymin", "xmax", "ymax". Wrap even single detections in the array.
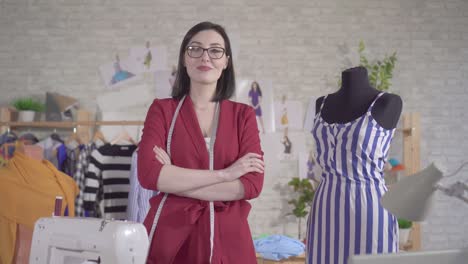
[{"xmin": 1, "ymin": 0, "xmax": 467, "ymax": 250}]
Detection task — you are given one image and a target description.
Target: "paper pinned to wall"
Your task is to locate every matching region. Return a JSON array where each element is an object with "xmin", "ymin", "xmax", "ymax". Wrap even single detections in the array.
[
  {"xmin": 129, "ymin": 43, "xmax": 168, "ymax": 73},
  {"xmin": 261, "ymin": 132, "xmax": 306, "ymax": 162},
  {"xmin": 273, "ymin": 97, "xmax": 304, "ymax": 133},
  {"xmin": 235, "ymin": 79, "xmax": 275, "ymax": 134},
  {"xmin": 99, "ymin": 54, "xmax": 140, "ymax": 89},
  {"xmin": 96, "ymin": 84, "xmax": 152, "ymax": 112}
]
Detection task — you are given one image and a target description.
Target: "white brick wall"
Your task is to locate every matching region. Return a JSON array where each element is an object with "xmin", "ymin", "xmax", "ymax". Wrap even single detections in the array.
[{"xmin": 1, "ymin": 0, "xmax": 467, "ymax": 250}]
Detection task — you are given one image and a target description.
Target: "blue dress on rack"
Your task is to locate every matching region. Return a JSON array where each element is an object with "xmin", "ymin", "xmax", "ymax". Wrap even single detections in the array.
[{"xmin": 306, "ymin": 93, "xmax": 398, "ymax": 264}]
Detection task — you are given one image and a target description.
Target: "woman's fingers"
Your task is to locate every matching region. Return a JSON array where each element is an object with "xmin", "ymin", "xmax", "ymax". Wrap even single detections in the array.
[
  {"xmin": 155, "ymin": 155, "xmax": 165, "ymax": 165},
  {"xmin": 243, "ymin": 152, "xmax": 262, "ymax": 159},
  {"xmin": 155, "ymin": 153, "xmax": 168, "ymax": 164},
  {"xmin": 250, "ymin": 160, "xmax": 264, "ymax": 172},
  {"xmin": 153, "ymin": 146, "xmax": 171, "ymax": 165},
  {"xmin": 241, "ymin": 158, "xmax": 264, "ymax": 173}
]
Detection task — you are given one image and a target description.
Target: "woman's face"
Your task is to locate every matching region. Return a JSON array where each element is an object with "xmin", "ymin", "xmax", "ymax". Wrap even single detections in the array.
[
  {"xmin": 184, "ymin": 30, "xmax": 229, "ymax": 86},
  {"xmin": 252, "ymin": 82, "xmax": 258, "ymax": 90}
]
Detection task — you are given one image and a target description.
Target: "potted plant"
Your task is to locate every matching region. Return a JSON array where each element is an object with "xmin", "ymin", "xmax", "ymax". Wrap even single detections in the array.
[
  {"xmin": 358, "ymin": 40, "xmax": 397, "ymax": 91},
  {"xmin": 12, "ymin": 97, "xmax": 45, "ymax": 122},
  {"xmin": 397, "ymin": 218, "xmax": 413, "ymax": 245},
  {"xmin": 287, "ymin": 177, "xmax": 315, "ymax": 240},
  {"xmin": 337, "ymin": 41, "xmax": 397, "ymax": 92}
]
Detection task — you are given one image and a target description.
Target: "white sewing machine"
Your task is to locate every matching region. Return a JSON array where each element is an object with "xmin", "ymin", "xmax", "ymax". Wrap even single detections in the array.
[{"xmin": 29, "ymin": 217, "xmax": 149, "ymax": 264}]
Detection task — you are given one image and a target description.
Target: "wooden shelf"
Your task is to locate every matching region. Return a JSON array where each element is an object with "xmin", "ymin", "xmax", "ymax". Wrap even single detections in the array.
[
  {"xmin": 0, "ymin": 121, "xmax": 144, "ymax": 128},
  {"xmin": 0, "ymin": 109, "xmax": 144, "ymax": 144}
]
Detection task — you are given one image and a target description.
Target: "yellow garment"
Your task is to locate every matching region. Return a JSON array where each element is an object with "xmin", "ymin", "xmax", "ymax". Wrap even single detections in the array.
[
  {"xmin": 281, "ymin": 113, "xmax": 289, "ymax": 125},
  {"xmin": 0, "ymin": 152, "xmax": 78, "ymax": 264}
]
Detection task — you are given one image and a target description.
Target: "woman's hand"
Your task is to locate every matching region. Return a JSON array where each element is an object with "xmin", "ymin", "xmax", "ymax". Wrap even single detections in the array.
[
  {"xmin": 153, "ymin": 146, "xmax": 171, "ymax": 165},
  {"xmin": 219, "ymin": 153, "xmax": 264, "ymax": 182}
]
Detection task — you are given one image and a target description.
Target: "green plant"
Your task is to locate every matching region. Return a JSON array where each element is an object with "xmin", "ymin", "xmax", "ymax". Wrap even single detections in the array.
[
  {"xmin": 358, "ymin": 40, "xmax": 397, "ymax": 91},
  {"xmin": 287, "ymin": 177, "xmax": 315, "ymax": 239},
  {"xmin": 397, "ymin": 218, "xmax": 413, "ymax": 229},
  {"xmin": 12, "ymin": 98, "xmax": 45, "ymax": 112}
]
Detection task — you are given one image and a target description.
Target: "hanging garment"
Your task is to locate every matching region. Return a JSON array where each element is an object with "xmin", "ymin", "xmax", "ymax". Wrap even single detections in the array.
[
  {"xmin": 62, "ymin": 142, "xmax": 79, "ymax": 177},
  {"xmin": 37, "ymin": 136, "xmax": 63, "ymax": 168},
  {"xmin": 0, "ymin": 152, "xmax": 78, "ymax": 264},
  {"xmin": 83, "ymin": 143, "xmax": 137, "ymax": 220},
  {"xmin": 18, "ymin": 132, "xmax": 39, "ymax": 144},
  {"xmin": 306, "ymin": 93, "xmax": 398, "ymax": 264},
  {"xmin": 138, "ymin": 96, "xmax": 264, "ymax": 264},
  {"xmin": 0, "ymin": 131, "xmax": 18, "ymax": 160},
  {"xmin": 73, "ymin": 143, "xmax": 99, "ymax": 217},
  {"xmin": 127, "ymin": 150, "xmax": 156, "ymax": 223}
]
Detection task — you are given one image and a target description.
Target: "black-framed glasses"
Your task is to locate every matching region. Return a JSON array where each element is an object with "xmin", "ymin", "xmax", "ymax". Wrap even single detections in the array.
[{"xmin": 186, "ymin": 46, "xmax": 226, "ymax": 59}]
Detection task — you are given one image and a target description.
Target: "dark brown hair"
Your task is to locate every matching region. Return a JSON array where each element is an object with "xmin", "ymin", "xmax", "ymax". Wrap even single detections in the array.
[{"xmin": 171, "ymin": 21, "xmax": 236, "ymax": 101}]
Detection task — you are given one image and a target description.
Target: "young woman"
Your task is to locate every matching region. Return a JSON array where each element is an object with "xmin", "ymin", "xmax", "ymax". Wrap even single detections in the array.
[{"xmin": 138, "ymin": 22, "xmax": 264, "ymax": 264}]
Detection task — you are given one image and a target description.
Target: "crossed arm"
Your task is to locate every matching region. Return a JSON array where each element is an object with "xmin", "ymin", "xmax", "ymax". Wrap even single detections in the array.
[
  {"xmin": 153, "ymin": 146, "xmax": 263, "ymax": 201},
  {"xmin": 137, "ymin": 100, "xmax": 264, "ymax": 202}
]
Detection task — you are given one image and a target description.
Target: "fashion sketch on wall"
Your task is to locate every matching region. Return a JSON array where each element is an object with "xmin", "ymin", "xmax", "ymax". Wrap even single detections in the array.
[
  {"xmin": 274, "ymin": 95, "xmax": 304, "ymax": 134},
  {"xmin": 275, "ymin": 132, "xmax": 306, "ymax": 161},
  {"xmin": 129, "ymin": 42, "xmax": 167, "ymax": 73},
  {"xmin": 274, "ymin": 95, "xmax": 304, "ymax": 159},
  {"xmin": 235, "ymin": 79, "xmax": 275, "ymax": 134},
  {"xmin": 99, "ymin": 54, "xmax": 140, "ymax": 89}
]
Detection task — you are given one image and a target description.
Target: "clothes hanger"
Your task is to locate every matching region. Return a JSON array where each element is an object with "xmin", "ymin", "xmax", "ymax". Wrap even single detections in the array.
[
  {"xmin": 50, "ymin": 128, "xmax": 64, "ymax": 143},
  {"xmin": 76, "ymin": 125, "xmax": 90, "ymax": 145},
  {"xmin": 66, "ymin": 127, "xmax": 81, "ymax": 145},
  {"xmin": 4, "ymin": 126, "xmax": 17, "ymax": 138},
  {"xmin": 110, "ymin": 126, "xmax": 136, "ymax": 145},
  {"xmin": 93, "ymin": 128, "xmax": 108, "ymax": 144}
]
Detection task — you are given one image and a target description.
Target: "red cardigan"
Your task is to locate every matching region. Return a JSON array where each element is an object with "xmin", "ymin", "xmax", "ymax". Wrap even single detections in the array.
[{"xmin": 138, "ymin": 96, "xmax": 264, "ymax": 264}]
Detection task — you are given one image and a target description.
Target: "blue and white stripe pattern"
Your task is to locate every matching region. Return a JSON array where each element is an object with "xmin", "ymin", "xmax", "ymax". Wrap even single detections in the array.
[
  {"xmin": 127, "ymin": 150, "xmax": 157, "ymax": 223},
  {"xmin": 306, "ymin": 93, "xmax": 398, "ymax": 264}
]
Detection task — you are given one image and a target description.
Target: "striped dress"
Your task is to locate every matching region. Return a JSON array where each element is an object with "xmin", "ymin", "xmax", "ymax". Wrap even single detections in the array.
[{"xmin": 306, "ymin": 93, "xmax": 398, "ymax": 264}]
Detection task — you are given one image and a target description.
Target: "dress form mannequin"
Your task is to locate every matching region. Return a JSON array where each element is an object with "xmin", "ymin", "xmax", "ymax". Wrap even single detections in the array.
[
  {"xmin": 316, "ymin": 66, "xmax": 402, "ymax": 129},
  {"xmin": 307, "ymin": 66, "xmax": 403, "ymax": 264}
]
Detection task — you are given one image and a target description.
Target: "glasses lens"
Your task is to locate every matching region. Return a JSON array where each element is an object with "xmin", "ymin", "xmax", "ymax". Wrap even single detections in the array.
[
  {"xmin": 187, "ymin": 46, "xmax": 203, "ymax": 58},
  {"xmin": 186, "ymin": 46, "xmax": 225, "ymax": 59},
  {"xmin": 208, "ymin": 47, "xmax": 225, "ymax": 59}
]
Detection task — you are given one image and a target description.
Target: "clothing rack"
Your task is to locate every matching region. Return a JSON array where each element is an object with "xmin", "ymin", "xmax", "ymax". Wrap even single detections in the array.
[
  {"xmin": 0, "ymin": 109, "xmax": 144, "ymax": 145},
  {"xmin": 0, "ymin": 108, "xmax": 143, "ymax": 128},
  {"xmin": 0, "ymin": 121, "xmax": 144, "ymax": 128}
]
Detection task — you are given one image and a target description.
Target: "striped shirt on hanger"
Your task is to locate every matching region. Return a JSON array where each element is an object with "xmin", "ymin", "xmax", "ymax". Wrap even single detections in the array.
[{"xmin": 83, "ymin": 143, "xmax": 137, "ymax": 220}]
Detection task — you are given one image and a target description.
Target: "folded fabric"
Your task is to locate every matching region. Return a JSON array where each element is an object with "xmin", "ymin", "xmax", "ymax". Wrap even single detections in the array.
[{"xmin": 254, "ymin": 234, "xmax": 305, "ymax": 261}]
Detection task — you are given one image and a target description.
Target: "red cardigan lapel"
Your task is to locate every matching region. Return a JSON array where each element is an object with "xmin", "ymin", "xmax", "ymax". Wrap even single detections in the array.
[{"xmin": 178, "ymin": 96, "xmax": 210, "ymax": 169}]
